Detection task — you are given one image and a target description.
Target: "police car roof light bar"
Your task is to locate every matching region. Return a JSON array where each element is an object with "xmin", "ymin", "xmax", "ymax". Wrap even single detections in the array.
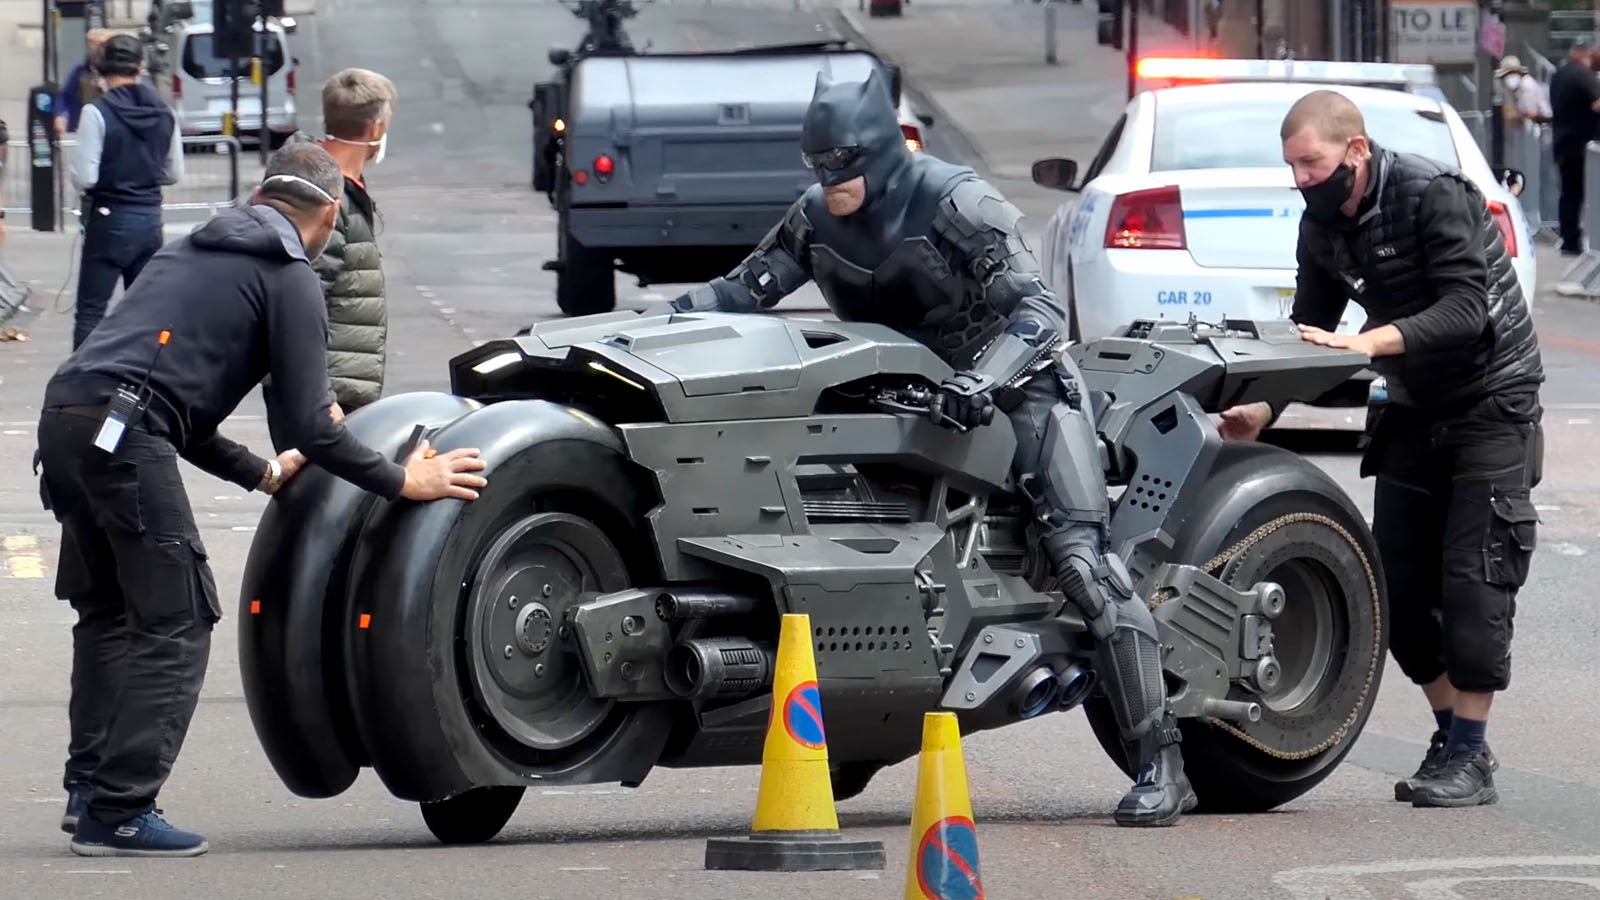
[{"xmin": 1133, "ymin": 57, "xmax": 1438, "ymax": 93}]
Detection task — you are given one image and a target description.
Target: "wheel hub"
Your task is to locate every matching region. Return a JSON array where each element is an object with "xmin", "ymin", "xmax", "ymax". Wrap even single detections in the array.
[
  {"xmin": 464, "ymin": 512, "xmax": 629, "ymax": 752},
  {"xmin": 515, "ymin": 602, "xmax": 555, "ymax": 656}
]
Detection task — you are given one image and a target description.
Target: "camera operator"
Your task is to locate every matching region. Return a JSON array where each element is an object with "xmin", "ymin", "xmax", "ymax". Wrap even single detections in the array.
[
  {"xmin": 1221, "ymin": 90, "xmax": 1544, "ymax": 809},
  {"xmin": 35, "ymin": 143, "xmax": 487, "ymax": 858}
]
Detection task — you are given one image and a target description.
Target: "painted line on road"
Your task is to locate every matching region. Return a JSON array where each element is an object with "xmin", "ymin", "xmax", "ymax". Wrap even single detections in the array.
[
  {"xmin": 1274, "ymin": 856, "xmax": 1600, "ymax": 900},
  {"xmin": 2, "ymin": 535, "xmax": 45, "ymax": 579}
]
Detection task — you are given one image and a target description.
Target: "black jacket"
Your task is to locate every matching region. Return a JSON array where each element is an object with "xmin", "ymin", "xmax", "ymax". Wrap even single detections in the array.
[
  {"xmin": 1279, "ymin": 146, "xmax": 1542, "ymax": 416},
  {"xmin": 43, "ymin": 204, "xmax": 407, "ymax": 498}
]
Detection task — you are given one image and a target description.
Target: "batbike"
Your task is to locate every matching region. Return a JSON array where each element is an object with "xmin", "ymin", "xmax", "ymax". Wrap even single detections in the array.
[{"xmin": 238, "ymin": 310, "xmax": 1387, "ymax": 844}]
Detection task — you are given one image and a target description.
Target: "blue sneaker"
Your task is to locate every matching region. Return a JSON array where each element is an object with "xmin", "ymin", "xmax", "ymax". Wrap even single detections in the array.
[
  {"xmin": 60, "ymin": 784, "xmax": 90, "ymax": 834},
  {"xmin": 70, "ymin": 810, "xmax": 209, "ymax": 858}
]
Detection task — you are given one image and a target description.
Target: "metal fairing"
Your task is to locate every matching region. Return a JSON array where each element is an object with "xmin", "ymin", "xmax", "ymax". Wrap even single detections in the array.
[{"xmin": 453, "ymin": 310, "xmax": 957, "ymax": 422}]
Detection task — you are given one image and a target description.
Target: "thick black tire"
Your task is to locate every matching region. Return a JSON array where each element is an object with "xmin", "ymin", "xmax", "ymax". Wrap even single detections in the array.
[
  {"xmin": 420, "ymin": 786, "xmax": 526, "ymax": 845},
  {"xmin": 830, "ymin": 761, "xmax": 885, "ymax": 802},
  {"xmin": 344, "ymin": 400, "xmax": 672, "ymax": 802},
  {"xmin": 555, "ymin": 213, "xmax": 617, "ymax": 317},
  {"xmin": 237, "ymin": 392, "xmax": 478, "ymax": 799},
  {"xmin": 1084, "ymin": 441, "xmax": 1387, "ymax": 813}
]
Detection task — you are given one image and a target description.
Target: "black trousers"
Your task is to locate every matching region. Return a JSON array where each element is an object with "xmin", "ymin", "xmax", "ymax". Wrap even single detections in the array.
[
  {"xmin": 74, "ymin": 206, "xmax": 164, "ymax": 350},
  {"xmin": 1557, "ymin": 149, "xmax": 1586, "ymax": 253},
  {"xmin": 36, "ymin": 407, "xmax": 220, "ymax": 826},
  {"xmin": 1367, "ymin": 390, "xmax": 1543, "ymax": 695}
]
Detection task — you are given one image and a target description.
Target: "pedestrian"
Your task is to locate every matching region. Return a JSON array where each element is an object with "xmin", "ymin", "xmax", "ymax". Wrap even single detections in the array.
[
  {"xmin": 1548, "ymin": 36, "xmax": 1600, "ymax": 255},
  {"xmin": 35, "ymin": 142, "xmax": 489, "ymax": 858},
  {"xmin": 1496, "ymin": 55, "xmax": 1550, "ymax": 128},
  {"xmin": 1219, "ymin": 89, "xmax": 1544, "ymax": 809},
  {"xmin": 68, "ymin": 33, "xmax": 184, "ymax": 350},
  {"xmin": 54, "ymin": 29, "xmax": 113, "ymax": 136},
  {"xmin": 272, "ymin": 67, "xmax": 396, "ymax": 434}
]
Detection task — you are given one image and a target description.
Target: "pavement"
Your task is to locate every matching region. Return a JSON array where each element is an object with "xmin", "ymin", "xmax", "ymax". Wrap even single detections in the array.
[{"xmin": 3, "ymin": 1, "xmax": 1600, "ymax": 898}]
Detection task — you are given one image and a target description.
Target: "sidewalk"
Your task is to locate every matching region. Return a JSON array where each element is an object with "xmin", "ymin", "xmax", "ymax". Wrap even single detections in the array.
[{"xmin": 833, "ymin": 0, "xmax": 1198, "ymax": 208}]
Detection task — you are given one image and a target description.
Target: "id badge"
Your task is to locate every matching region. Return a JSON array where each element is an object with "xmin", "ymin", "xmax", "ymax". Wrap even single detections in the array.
[{"xmin": 92, "ymin": 386, "xmax": 143, "ymax": 455}]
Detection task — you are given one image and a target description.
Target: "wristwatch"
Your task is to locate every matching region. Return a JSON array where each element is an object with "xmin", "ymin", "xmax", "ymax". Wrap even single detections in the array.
[{"xmin": 263, "ymin": 458, "xmax": 283, "ymax": 493}]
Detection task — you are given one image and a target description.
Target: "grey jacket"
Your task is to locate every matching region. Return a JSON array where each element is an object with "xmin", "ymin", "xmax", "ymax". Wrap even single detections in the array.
[{"xmin": 288, "ymin": 133, "xmax": 388, "ymax": 410}]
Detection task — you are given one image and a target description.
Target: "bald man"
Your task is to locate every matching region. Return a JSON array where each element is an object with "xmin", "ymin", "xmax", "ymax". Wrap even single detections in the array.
[{"xmin": 1220, "ymin": 89, "xmax": 1544, "ymax": 809}]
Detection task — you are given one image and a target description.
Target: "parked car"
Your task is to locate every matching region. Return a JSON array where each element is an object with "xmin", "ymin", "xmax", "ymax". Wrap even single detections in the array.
[
  {"xmin": 1031, "ymin": 58, "xmax": 1535, "ymax": 408},
  {"xmin": 145, "ymin": 1, "xmax": 299, "ymax": 148}
]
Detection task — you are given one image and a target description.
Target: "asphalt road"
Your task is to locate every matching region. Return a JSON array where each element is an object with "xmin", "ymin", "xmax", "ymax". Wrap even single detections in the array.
[{"xmin": 6, "ymin": 1, "xmax": 1600, "ymax": 898}]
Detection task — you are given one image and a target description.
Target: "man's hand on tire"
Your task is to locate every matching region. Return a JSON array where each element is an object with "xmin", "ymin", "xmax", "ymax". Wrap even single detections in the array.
[{"xmin": 401, "ymin": 438, "xmax": 489, "ymax": 501}]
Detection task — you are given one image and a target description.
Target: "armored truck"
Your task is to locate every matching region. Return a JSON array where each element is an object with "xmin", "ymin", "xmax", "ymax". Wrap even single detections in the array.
[{"xmin": 531, "ymin": 2, "xmax": 922, "ymax": 317}]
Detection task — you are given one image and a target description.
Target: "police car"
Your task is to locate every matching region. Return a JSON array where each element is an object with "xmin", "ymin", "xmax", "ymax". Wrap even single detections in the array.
[{"xmin": 1032, "ymin": 58, "xmax": 1536, "ymax": 406}]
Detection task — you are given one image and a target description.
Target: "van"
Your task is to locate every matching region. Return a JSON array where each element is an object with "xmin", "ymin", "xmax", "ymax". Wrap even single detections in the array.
[{"xmin": 153, "ymin": 14, "xmax": 298, "ymax": 147}]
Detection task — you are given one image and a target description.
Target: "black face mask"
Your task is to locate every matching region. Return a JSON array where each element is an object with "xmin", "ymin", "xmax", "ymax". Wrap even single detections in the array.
[{"xmin": 1300, "ymin": 160, "xmax": 1356, "ymax": 223}]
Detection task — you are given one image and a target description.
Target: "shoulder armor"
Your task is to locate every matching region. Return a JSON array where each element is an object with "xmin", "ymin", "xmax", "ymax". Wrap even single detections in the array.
[{"xmin": 935, "ymin": 177, "xmax": 1027, "ymax": 243}]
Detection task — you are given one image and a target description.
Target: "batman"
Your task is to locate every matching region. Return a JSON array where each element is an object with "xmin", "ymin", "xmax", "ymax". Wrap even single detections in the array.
[{"xmin": 667, "ymin": 69, "xmax": 1195, "ymax": 827}]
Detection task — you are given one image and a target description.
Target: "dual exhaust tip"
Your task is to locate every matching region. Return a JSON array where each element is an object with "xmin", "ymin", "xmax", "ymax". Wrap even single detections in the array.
[{"xmin": 1012, "ymin": 662, "xmax": 1098, "ymax": 720}]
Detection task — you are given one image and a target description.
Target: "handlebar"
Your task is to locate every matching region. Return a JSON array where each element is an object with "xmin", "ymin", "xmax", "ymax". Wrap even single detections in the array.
[{"xmin": 869, "ymin": 384, "xmax": 995, "ymax": 434}]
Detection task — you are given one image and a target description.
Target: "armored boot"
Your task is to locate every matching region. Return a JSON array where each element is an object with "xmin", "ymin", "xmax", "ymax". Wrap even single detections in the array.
[{"xmin": 1038, "ymin": 523, "xmax": 1197, "ymax": 827}]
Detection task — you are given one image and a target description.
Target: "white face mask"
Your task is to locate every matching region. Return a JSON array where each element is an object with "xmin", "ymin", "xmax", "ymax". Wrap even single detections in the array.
[
  {"xmin": 1505, "ymin": 74, "xmax": 1523, "ymax": 89},
  {"xmin": 328, "ymin": 131, "xmax": 387, "ymax": 165}
]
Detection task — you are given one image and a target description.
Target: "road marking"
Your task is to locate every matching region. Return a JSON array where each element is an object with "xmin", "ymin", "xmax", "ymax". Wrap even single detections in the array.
[
  {"xmin": 2, "ymin": 535, "xmax": 45, "ymax": 579},
  {"xmin": 1569, "ymin": 418, "xmax": 1591, "ymax": 426},
  {"xmin": 1405, "ymin": 875, "xmax": 1600, "ymax": 899},
  {"xmin": 1274, "ymin": 857, "xmax": 1600, "ymax": 900}
]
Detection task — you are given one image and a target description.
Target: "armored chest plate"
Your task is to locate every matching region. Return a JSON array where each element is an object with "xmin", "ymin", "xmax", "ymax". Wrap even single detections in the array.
[{"xmin": 810, "ymin": 237, "xmax": 962, "ymax": 331}]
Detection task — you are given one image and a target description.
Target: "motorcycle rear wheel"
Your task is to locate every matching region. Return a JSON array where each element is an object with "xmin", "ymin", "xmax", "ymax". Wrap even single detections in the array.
[{"xmin": 1085, "ymin": 442, "xmax": 1387, "ymax": 813}]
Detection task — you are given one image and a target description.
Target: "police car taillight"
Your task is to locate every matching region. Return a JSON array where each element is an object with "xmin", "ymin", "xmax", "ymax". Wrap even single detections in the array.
[
  {"xmin": 1105, "ymin": 185, "xmax": 1187, "ymax": 250},
  {"xmin": 901, "ymin": 123, "xmax": 923, "ymax": 153},
  {"xmin": 1487, "ymin": 200, "xmax": 1518, "ymax": 257}
]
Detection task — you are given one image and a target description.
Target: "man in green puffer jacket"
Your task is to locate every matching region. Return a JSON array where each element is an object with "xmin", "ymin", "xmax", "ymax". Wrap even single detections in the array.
[{"xmin": 287, "ymin": 68, "xmax": 397, "ymax": 417}]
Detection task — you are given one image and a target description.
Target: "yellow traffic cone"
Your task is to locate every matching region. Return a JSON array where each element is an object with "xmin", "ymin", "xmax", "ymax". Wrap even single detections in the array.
[
  {"xmin": 904, "ymin": 711, "xmax": 983, "ymax": 900},
  {"xmin": 704, "ymin": 612, "xmax": 885, "ymax": 872}
]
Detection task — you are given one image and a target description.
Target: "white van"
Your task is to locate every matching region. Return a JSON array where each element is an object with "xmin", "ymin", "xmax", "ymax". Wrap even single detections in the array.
[{"xmin": 153, "ymin": 11, "xmax": 298, "ymax": 148}]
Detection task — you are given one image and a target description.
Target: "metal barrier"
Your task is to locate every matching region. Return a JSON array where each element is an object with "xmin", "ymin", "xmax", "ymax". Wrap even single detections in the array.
[
  {"xmin": 1, "ymin": 135, "xmax": 244, "ymax": 228},
  {"xmin": 1552, "ymin": 142, "xmax": 1600, "ymax": 298}
]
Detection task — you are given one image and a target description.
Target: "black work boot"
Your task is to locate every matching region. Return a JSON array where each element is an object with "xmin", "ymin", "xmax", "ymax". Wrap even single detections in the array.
[
  {"xmin": 1114, "ymin": 719, "xmax": 1197, "ymax": 827},
  {"xmin": 1393, "ymin": 729, "xmax": 1449, "ymax": 802},
  {"xmin": 1410, "ymin": 746, "xmax": 1498, "ymax": 808},
  {"xmin": 1395, "ymin": 730, "xmax": 1498, "ymax": 802}
]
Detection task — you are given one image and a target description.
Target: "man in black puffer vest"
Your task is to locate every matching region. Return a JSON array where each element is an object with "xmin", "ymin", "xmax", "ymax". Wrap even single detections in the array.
[
  {"xmin": 1221, "ymin": 90, "xmax": 1544, "ymax": 810},
  {"xmin": 68, "ymin": 34, "xmax": 183, "ymax": 350}
]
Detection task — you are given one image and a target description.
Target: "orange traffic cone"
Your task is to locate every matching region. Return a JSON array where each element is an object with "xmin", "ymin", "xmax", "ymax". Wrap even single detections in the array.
[
  {"xmin": 904, "ymin": 712, "xmax": 983, "ymax": 900},
  {"xmin": 704, "ymin": 612, "xmax": 885, "ymax": 871}
]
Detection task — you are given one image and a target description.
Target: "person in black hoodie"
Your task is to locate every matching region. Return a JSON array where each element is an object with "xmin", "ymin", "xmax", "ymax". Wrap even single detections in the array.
[
  {"xmin": 35, "ymin": 141, "xmax": 489, "ymax": 858},
  {"xmin": 68, "ymin": 33, "xmax": 184, "ymax": 350}
]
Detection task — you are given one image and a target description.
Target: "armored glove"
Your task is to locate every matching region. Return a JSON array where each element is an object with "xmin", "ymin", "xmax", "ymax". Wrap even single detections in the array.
[{"xmin": 929, "ymin": 371, "xmax": 998, "ymax": 431}]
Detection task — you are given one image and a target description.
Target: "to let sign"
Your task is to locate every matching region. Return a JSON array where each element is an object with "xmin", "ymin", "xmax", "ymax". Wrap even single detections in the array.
[{"xmin": 1392, "ymin": 0, "xmax": 1478, "ymax": 65}]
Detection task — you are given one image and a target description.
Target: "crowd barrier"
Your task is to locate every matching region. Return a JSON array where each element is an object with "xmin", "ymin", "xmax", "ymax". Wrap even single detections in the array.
[
  {"xmin": 1553, "ymin": 142, "xmax": 1600, "ymax": 298},
  {"xmin": 1, "ymin": 135, "xmax": 245, "ymax": 229}
]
